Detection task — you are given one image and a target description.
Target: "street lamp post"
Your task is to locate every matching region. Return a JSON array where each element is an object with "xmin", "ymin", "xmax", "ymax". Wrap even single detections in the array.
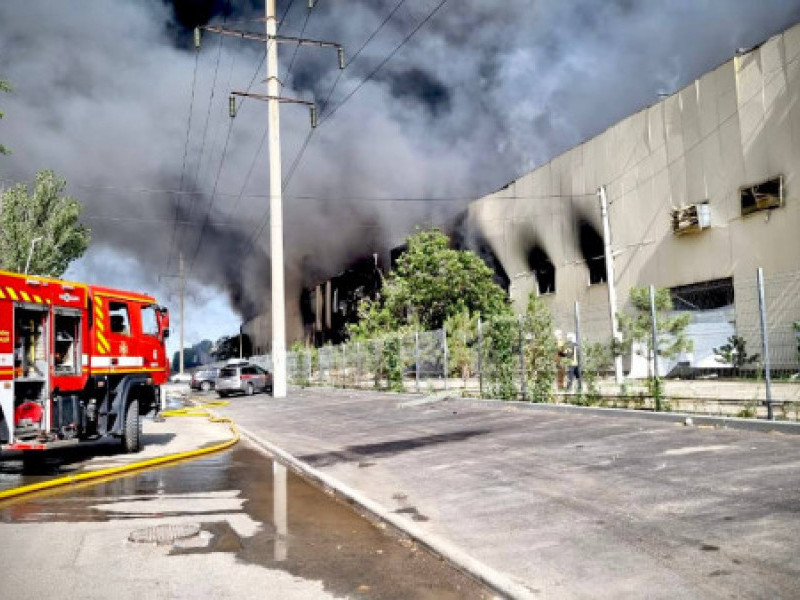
[{"xmin": 24, "ymin": 237, "xmax": 43, "ymax": 275}]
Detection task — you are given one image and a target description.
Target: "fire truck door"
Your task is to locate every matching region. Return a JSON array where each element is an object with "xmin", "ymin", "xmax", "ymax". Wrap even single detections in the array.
[{"xmin": 10, "ymin": 304, "xmax": 51, "ymax": 443}]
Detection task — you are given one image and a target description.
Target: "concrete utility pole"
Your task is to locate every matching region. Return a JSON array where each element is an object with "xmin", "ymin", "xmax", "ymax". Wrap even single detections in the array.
[
  {"xmin": 598, "ymin": 186, "xmax": 624, "ymax": 384},
  {"xmin": 158, "ymin": 252, "xmax": 186, "ymax": 375},
  {"xmin": 265, "ymin": 0, "xmax": 286, "ymax": 397},
  {"xmin": 197, "ymin": 4, "xmax": 343, "ymax": 398},
  {"xmin": 179, "ymin": 253, "xmax": 186, "ymax": 375}
]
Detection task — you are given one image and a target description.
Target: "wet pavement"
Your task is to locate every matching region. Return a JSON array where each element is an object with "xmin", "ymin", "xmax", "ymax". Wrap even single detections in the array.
[
  {"xmin": 0, "ymin": 395, "xmax": 229, "ymax": 493},
  {"xmin": 0, "ymin": 441, "xmax": 492, "ymax": 599}
]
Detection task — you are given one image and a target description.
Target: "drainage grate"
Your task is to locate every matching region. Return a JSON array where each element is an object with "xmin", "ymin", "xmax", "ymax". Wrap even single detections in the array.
[{"xmin": 128, "ymin": 523, "xmax": 201, "ymax": 545}]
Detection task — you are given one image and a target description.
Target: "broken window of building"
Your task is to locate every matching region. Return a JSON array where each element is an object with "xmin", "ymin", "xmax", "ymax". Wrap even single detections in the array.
[
  {"xmin": 670, "ymin": 278, "xmax": 734, "ymax": 311},
  {"xmin": 578, "ymin": 220, "xmax": 606, "ymax": 285},
  {"xmin": 741, "ymin": 176, "xmax": 783, "ymax": 216},
  {"xmin": 528, "ymin": 245, "xmax": 556, "ymax": 295}
]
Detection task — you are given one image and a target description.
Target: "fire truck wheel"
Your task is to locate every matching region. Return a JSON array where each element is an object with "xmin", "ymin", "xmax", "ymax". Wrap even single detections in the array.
[
  {"xmin": 246, "ymin": 382, "xmax": 255, "ymax": 396},
  {"xmin": 122, "ymin": 399, "xmax": 142, "ymax": 453},
  {"xmin": 200, "ymin": 381, "xmax": 212, "ymax": 392}
]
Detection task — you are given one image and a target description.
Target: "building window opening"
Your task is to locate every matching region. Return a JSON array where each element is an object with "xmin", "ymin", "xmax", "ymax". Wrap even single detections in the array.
[
  {"xmin": 741, "ymin": 176, "xmax": 783, "ymax": 216},
  {"xmin": 578, "ymin": 220, "xmax": 606, "ymax": 285},
  {"xmin": 527, "ymin": 245, "xmax": 556, "ymax": 295},
  {"xmin": 109, "ymin": 302, "xmax": 131, "ymax": 336},
  {"xmin": 670, "ymin": 278, "xmax": 734, "ymax": 311}
]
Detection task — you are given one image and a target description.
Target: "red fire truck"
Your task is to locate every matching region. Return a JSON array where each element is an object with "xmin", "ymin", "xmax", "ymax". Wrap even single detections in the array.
[{"xmin": 0, "ymin": 269, "xmax": 170, "ymax": 453}]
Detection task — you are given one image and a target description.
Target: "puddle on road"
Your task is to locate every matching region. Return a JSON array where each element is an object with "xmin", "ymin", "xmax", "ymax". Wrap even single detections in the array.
[
  {"xmin": 0, "ymin": 397, "xmax": 188, "ymax": 492},
  {"xmin": 0, "ymin": 443, "xmax": 491, "ymax": 599}
]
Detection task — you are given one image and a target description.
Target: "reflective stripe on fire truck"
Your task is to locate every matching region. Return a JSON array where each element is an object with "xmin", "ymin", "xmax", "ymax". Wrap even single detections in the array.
[
  {"xmin": 0, "ymin": 354, "xmax": 12, "ymax": 367},
  {"xmin": 96, "ymin": 330, "xmax": 110, "ymax": 353},
  {"xmin": 1, "ymin": 286, "xmax": 44, "ymax": 304},
  {"xmin": 91, "ymin": 356, "xmax": 144, "ymax": 368}
]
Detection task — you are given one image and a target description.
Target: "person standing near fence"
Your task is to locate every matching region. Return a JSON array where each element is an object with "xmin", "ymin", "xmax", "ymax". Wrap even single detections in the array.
[
  {"xmin": 566, "ymin": 332, "xmax": 580, "ymax": 392},
  {"xmin": 555, "ymin": 330, "xmax": 567, "ymax": 390}
]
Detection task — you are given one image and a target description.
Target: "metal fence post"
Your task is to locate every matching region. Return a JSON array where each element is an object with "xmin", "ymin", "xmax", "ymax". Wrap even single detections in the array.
[
  {"xmin": 477, "ymin": 318, "xmax": 484, "ymax": 398},
  {"xmin": 574, "ymin": 301, "xmax": 583, "ymax": 395},
  {"xmin": 518, "ymin": 315, "xmax": 527, "ymax": 401},
  {"xmin": 442, "ymin": 328, "xmax": 449, "ymax": 391},
  {"xmin": 756, "ymin": 267, "xmax": 774, "ymax": 420},
  {"xmin": 649, "ymin": 284, "xmax": 661, "ymax": 412},
  {"xmin": 319, "ymin": 347, "xmax": 324, "ymax": 387},
  {"xmin": 414, "ymin": 331, "xmax": 421, "ymax": 393},
  {"xmin": 356, "ymin": 341, "xmax": 362, "ymax": 388},
  {"xmin": 342, "ymin": 343, "xmax": 347, "ymax": 388},
  {"xmin": 306, "ymin": 349, "xmax": 312, "ymax": 386}
]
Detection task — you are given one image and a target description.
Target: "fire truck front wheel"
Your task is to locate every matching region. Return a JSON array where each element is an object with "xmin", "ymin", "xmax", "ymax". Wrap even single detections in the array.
[{"xmin": 122, "ymin": 399, "xmax": 142, "ymax": 453}]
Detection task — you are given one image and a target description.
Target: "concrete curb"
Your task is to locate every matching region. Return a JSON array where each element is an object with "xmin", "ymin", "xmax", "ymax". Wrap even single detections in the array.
[
  {"xmin": 235, "ymin": 423, "xmax": 537, "ymax": 600},
  {"xmin": 463, "ymin": 397, "xmax": 800, "ymax": 436}
]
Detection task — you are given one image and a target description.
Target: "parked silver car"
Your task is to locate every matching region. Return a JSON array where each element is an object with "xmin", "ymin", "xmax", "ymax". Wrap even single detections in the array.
[
  {"xmin": 216, "ymin": 364, "xmax": 272, "ymax": 397},
  {"xmin": 190, "ymin": 368, "xmax": 220, "ymax": 392}
]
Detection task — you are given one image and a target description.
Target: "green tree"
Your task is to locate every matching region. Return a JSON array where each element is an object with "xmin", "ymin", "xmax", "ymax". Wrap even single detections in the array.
[
  {"xmin": 444, "ymin": 308, "xmax": 477, "ymax": 383},
  {"xmin": 522, "ymin": 293, "xmax": 557, "ymax": 402},
  {"xmin": 485, "ymin": 314, "xmax": 517, "ymax": 400},
  {"xmin": 0, "ymin": 76, "xmax": 11, "ymax": 155},
  {"xmin": 713, "ymin": 334, "xmax": 759, "ymax": 375},
  {"xmin": 618, "ymin": 287, "xmax": 693, "ymax": 375},
  {"xmin": 351, "ymin": 228, "xmax": 509, "ymax": 337},
  {"xmin": 0, "ymin": 170, "xmax": 90, "ymax": 276}
]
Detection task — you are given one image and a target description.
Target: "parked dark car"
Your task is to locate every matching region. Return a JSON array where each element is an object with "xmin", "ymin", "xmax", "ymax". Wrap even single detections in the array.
[
  {"xmin": 216, "ymin": 364, "xmax": 272, "ymax": 397},
  {"xmin": 190, "ymin": 368, "xmax": 220, "ymax": 392}
]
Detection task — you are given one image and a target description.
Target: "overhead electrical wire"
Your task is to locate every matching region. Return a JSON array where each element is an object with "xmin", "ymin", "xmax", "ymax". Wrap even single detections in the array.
[
  {"xmin": 175, "ymin": 23, "xmax": 227, "ymax": 262},
  {"xmin": 182, "ymin": 4, "xmax": 300, "ymax": 277},
  {"xmin": 165, "ymin": 49, "xmax": 201, "ymax": 273},
  {"xmin": 240, "ymin": 0, "xmax": 445, "ymax": 258},
  {"xmin": 0, "ymin": 176, "xmax": 596, "ymax": 203}
]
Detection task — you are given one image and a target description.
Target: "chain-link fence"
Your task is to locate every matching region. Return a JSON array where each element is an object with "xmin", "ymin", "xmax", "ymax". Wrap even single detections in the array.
[{"xmin": 246, "ymin": 267, "xmax": 800, "ymax": 420}]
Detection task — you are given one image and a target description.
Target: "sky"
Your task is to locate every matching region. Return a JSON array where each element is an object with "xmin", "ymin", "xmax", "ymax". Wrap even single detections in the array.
[{"xmin": 1, "ymin": 0, "xmax": 800, "ymax": 358}]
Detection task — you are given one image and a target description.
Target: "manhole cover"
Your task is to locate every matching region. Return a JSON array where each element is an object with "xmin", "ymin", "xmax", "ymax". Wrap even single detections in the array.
[{"xmin": 129, "ymin": 523, "xmax": 201, "ymax": 545}]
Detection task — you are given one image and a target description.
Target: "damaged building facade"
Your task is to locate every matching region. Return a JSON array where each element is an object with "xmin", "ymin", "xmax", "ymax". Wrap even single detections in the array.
[
  {"xmin": 246, "ymin": 22, "xmax": 800, "ymax": 371},
  {"xmin": 467, "ymin": 23, "xmax": 800, "ymax": 370}
]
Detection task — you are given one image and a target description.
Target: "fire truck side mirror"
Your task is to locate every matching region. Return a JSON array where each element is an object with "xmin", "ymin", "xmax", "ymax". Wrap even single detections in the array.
[{"xmin": 162, "ymin": 328, "xmax": 170, "ymax": 340}]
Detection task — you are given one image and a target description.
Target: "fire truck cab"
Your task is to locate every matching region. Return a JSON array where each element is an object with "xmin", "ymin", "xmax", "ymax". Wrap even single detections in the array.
[{"xmin": 0, "ymin": 270, "xmax": 170, "ymax": 453}]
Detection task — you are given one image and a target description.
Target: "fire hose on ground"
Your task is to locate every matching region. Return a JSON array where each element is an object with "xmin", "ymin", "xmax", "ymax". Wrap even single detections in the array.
[{"xmin": 0, "ymin": 400, "xmax": 238, "ymax": 502}]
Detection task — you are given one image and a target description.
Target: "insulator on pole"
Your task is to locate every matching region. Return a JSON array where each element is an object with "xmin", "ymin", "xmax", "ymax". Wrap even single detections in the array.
[
  {"xmin": 337, "ymin": 47, "xmax": 345, "ymax": 70},
  {"xmin": 310, "ymin": 105, "xmax": 318, "ymax": 128},
  {"xmin": 193, "ymin": 27, "xmax": 201, "ymax": 49},
  {"xmin": 228, "ymin": 95, "xmax": 237, "ymax": 118},
  {"xmin": 308, "ymin": 0, "xmax": 316, "ymax": 8}
]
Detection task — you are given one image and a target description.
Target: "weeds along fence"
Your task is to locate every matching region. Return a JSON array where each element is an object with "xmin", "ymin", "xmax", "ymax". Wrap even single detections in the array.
[{"xmin": 256, "ymin": 267, "xmax": 800, "ymax": 420}]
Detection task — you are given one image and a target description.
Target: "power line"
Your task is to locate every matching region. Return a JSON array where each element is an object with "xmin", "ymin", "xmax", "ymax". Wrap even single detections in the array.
[
  {"xmin": 165, "ymin": 49, "xmax": 201, "ymax": 273},
  {"xmin": 0, "ymin": 176, "xmax": 597, "ymax": 203},
  {"xmin": 185, "ymin": 119, "xmax": 236, "ymax": 278},
  {"xmin": 318, "ymin": 0, "xmax": 449, "ymax": 128},
  {"xmin": 240, "ymin": 0, "xmax": 431, "ymax": 257},
  {"xmin": 279, "ymin": 0, "xmax": 447, "ymax": 200},
  {"xmin": 185, "ymin": 1, "xmax": 304, "ymax": 279},
  {"xmin": 185, "ymin": 3, "xmax": 305, "ymax": 270},
  {"xmin": 172, "ymin": 17, "xmax": 227, "ymax": 272}
]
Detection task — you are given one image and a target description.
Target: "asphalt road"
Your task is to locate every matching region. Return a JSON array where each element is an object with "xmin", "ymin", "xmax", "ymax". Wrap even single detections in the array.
[{"xmin": 214, "ymin": 387, "xmax": 800, "ymax": 599}]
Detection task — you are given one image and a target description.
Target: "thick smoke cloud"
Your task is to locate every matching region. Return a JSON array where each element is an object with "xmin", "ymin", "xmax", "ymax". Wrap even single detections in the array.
[{"xmin": 1, "ymin": 0, "xmax": 800, "ymax": 344}]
